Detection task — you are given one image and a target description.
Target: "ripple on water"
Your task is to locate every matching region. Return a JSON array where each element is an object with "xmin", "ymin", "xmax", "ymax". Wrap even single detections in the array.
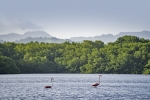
[{"xmin": 0, "ymin": 74, "xmax": 150, "ymax": 100}]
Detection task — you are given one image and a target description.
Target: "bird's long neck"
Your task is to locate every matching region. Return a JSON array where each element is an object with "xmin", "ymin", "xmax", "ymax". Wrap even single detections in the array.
[
  {"xmin": 52, "ymin": 82, "xmax": 53, "ymax": 87},
  {"xmin": 99, "ymin": 75, "xmax": 100, "ymax": 84},
  {"xmin": 51, "ymin": 79, "xmax": 53, "ymax": 87}
]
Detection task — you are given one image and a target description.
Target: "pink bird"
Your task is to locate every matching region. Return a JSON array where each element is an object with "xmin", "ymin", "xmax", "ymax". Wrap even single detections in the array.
[
  {"xmin": 44, "ymin": 78, "xmax": 54, "ymax": 88},
  {"xmin": 92, "ymin": 75, "xmax": 102, "ymax": 87}
]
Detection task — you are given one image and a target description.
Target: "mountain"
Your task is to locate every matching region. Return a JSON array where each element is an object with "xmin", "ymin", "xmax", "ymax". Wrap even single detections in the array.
[
  {"xmin": 0, "ymin": 40, "xmax": 3, "ymax": 43},
  {"xmin": 0, "ymin": 31, "xmax": 150, "ymax": 43},
  {"xmin": 15, "ymin": 37, "xmax": 71, "ymax": 43},
  {"xmin": 0, "ymin": 33, "xmax": 22, "ymax": 42},
  {"xmin": 115, "ymin": 31, "xmax": 150, "ymax": 39},
  {"xmin": 69, "ymin": 34, "xmax": 115, "ymax": 43},
  {"xmin": 0, "ymin": 31, "xmax": 52, "ymax": 42},
  {"xmin": 23, "ymin": 31, "xmax": 51, "ymax": 38},
  {"xmin": 69, "ymin": 31, "xmax": 150, "ymax": 43}
]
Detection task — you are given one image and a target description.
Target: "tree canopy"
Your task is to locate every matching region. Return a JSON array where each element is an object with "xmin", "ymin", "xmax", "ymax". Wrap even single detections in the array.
[{"xmin": 0, "ymin": 35, "xmax": 150, "ymax": 74}]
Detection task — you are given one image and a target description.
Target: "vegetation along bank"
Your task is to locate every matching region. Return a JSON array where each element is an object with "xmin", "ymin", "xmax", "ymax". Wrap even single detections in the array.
[{"xmin": 0, "ymin": 35, "xmax": 150, "ymax": 74}]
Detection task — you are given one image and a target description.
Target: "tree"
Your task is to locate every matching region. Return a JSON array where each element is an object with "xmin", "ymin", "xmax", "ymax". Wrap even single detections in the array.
[{"xmin": 0, "ymin": 56, "xmax": 20, "ymax": 74}]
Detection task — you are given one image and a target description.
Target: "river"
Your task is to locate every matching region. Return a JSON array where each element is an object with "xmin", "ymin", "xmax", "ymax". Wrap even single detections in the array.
[{"xmin": 0, "ymin": 74, "xmax": 149, "ymax": 100}]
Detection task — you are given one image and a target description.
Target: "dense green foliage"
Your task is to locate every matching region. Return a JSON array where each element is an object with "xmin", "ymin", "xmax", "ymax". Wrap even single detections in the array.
[
  {"xmin": 0, "ymin": 56, "xmax": 20, "ymax": 74},
  {"xmin": 0, "ymin": 35, "xmax": 150, "ymax": 74}
]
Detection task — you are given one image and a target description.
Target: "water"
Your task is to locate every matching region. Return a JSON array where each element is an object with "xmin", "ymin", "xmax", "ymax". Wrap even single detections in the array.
[{"xmin": 0, "ymin": 74, "xmax": 150, "ymax": 100}]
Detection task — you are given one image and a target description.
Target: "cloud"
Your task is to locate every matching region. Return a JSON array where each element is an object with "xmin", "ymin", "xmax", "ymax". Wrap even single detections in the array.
[{"xmin": 0, "ymin": 17, "xmax": 42, "ymax": 34}]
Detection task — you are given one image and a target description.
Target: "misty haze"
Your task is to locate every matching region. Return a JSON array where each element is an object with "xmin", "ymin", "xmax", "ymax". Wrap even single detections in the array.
[{"xmin": 0, "ymin": 0, "xmax": 150, "ymax": 100}]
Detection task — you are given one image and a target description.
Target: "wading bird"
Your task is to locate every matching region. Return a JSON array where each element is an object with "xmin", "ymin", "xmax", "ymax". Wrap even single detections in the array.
[
  {"xmin": 92, "ymin": 75, "xmax": 102, "ymax": 87},
  {"xmin": 44, "ymin": 78, "xmax": 54, "ymax": 88}
]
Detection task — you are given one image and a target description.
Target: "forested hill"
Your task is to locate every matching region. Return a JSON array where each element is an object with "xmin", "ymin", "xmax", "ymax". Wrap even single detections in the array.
[
  {"xmin": 0, "ymin": 31, "xmax": 52, "ymax": 42},
  {"xmin": 0, "ymin": 35, "xmax": 150, "ymax": 74},
  {"xmin": 70, "ymin": 31, "xmax": 150, "ymax": 43},
  {"xmin": 15, "ymin": 37, "xmax": 71, "ymax": 43},
  {"xmin": 0, "ymin": 31, "xmax": 150, "ymax": 44}
]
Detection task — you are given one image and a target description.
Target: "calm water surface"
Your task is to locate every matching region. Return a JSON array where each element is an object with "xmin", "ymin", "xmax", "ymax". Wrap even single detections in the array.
[{"xmin": 0, "ymin": 74, "xmax": 150, "ymax": 100}]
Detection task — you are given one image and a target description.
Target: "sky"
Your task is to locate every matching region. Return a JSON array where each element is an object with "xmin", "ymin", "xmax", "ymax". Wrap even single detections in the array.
[{"xmin": 0, "ymin": 0, "xmax": 150, "ymax": 39}]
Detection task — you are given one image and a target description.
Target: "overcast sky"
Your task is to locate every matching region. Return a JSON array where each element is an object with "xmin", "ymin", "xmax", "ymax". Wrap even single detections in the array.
[{"xmin": 0, "ymin": 0, "xmax": 150, "ymax": 38}]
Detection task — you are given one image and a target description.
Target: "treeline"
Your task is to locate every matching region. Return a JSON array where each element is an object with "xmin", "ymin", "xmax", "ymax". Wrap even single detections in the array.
[
  {"xmin": 15, "ymin": 37, "xmax": 71, "ymax": 43},
  {"xmin": 0, "ymin": 35, "xmax": 150, "ymax": 74}
]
